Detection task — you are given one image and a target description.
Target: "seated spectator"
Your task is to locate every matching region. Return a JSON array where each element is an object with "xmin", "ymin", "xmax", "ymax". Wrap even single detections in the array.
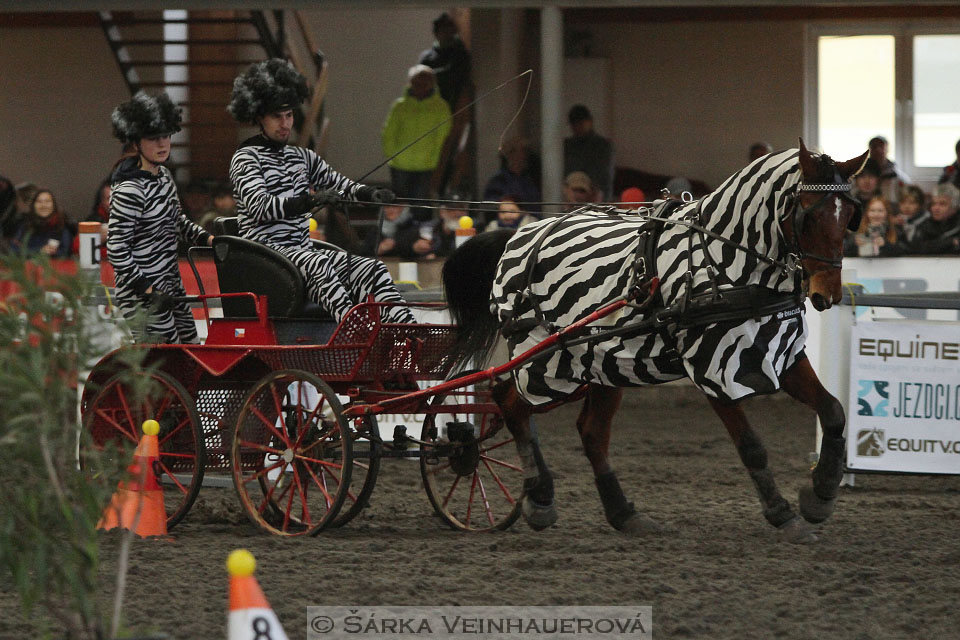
[
  {"xmin": 891, "ymin": 184, "xmax": 929, "ymax": 243},
  {"xmin": 618, "ymin": 186, "xmax": 647, "ymax": 211},
  {"xmin": 749, "ymin": 141, "xmax": 773, "ymax": 162},
  {"xmin": 481, "ymin": 136, "xmax": 541, "ymax": 219},
  {"xmin": 196, "ymin": 183, "xmax": 237, "ymax": 233},
  {"xmin": 562, "ymin": 171, "xmax": 596, "ymax": 212},
  {"xmin": 852, "ymin": 163, "xmax": 881, "ymax": 208},
  {"xmin": 843, "ymin": 196, "xmax": 905, "ymax": 257},
  {"xmin": 12, "ymin": 189, "xmax": 73, "ymax": 258},
  {"xmin": 417, "ymin": 190, "xmax": 471, "ymax": 259},
  {"xmin": 71, "ymin": 178, "xmax": 112, "ymax": 255},
  {"xmin": 867, "ymin": 135, "xmax": 910, "ymax": 203},
  {"xmin": 938, "ymin": 138, "xmax": 960, "ymax": 190},
  {"xmin": 664, "ymin": 176, "xmax": 693, "ymax": 200},
  {"xmin": 484, "ymin": 195, "xmax": 536, "ymax": 232},
  {"xmin": 908, "ymin": 182, "xmax": 960, "ymax": 255},
  {"xmin": 365, "ymin": 203, "xmax": 422, "ymax": 260},
  {"xmin": 0, "ymin": 174, "xmax": 17, "ymax": 246}
]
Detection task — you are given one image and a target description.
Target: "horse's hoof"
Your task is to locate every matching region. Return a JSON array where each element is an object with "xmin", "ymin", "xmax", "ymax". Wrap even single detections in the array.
[
  {"xmin": 777, "ymin": 515, "xmax": 818, "ymax": 544},
  {"xmin": 799, "ymin": 486, "xmax": 836, "ymax": 524},
  {"xmin": 618, "ymin": 512, "xmax": 665, "ymax": 535},
  {"xmin": 522, "ymin": 497, "xmax": 557, "ymax": 531}
]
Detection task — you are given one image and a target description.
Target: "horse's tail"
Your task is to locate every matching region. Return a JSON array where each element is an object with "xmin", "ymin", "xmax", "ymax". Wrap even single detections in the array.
[{"xmin": 442, "ymin": 229, "xmax": 514, "ymax": 368}]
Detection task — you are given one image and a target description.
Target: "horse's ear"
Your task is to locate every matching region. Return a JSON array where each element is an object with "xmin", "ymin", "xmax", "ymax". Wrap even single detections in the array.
[
  {"xmin": 836, "ymin": 150, "xmax": 870, "ymax": 181},
  {"xmin": 798, "ymin": 138, "xmax": 818, "ymax": 179}
]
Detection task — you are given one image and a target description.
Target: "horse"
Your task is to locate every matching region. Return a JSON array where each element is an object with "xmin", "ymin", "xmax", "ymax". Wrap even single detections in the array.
[{"xmin": 442, "ymin": 140, "xmax": 867, "ymax": 543}]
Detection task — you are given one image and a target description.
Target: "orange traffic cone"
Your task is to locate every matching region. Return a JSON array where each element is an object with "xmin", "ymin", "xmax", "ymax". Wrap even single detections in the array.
[
  {"xmin": 97, "ymin": 419, "xmax": 168, "ymax": 537},
  {"xmin": 228, "ymin": 549, "xmax": 289, "ymax": 640}
]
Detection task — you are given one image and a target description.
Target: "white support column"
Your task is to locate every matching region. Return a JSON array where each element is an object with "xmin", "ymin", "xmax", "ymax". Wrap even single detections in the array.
[{"xmin": 540, "ymin": 5, "xmax": 563, "ymax": 211}]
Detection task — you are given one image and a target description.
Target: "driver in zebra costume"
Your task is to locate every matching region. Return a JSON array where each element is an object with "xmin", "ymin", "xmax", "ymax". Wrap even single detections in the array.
[
  {"xmin": 107, "ymin": 92, "xmax": 213, "ymax": 344},
  {"xmin": 228, "ymin": 59, "xmax": 415, "ymax": 324}
]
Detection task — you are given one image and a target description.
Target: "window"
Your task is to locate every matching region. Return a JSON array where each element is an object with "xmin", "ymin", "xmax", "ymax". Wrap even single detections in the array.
[{"xmin": 807, "ymin": 23, "xmax": 960, "ymax": 184}]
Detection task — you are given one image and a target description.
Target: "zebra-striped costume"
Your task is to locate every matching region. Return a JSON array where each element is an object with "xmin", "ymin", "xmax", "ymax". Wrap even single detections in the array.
[
  {"xmin": 492, "ymin": 149, "xmax": 807, "ymax": 405},
  {"xmin": 107, "ymin": 157, "xmax": 211, "ymax": 343},
  {"xmin": 230, "ymin": 135, "xmax": 414, "ymax": 323}
]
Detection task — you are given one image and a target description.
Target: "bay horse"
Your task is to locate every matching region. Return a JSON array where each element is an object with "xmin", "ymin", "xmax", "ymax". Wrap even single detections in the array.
[{"xmin": 442, "ymin": 141, "xmax": 866, "ymax": 543}]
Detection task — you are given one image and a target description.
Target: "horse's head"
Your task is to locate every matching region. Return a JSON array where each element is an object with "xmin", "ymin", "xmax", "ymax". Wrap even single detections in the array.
[{"xmin": 783, "ymin": 139, "xmax": 868, "ymax": 311}]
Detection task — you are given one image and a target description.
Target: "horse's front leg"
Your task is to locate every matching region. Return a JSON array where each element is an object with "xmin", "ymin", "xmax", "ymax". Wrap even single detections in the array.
[
  {"xmin": 492, "ymin": 380, "xmax": 556, "ymax": 530},
  {"xmin": 780, "ymin": 358, "xmax": 846, "ymax": 524},
  {"xmin": 578, "ymin": 385, "xmax": 663, "ymax": 534},
  {"xmin": 709, "ymin": 397, "xmax": 817, "ymax": 544}
]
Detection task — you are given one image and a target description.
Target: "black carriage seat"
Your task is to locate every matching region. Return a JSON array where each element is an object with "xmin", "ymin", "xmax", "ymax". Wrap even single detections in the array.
[{"xmin": 211, "ymin": 216, "xmax": 335, "ymax": 326}]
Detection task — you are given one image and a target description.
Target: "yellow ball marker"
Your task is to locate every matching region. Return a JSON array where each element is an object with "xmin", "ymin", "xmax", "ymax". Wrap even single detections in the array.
[
  {"xmin": 458, "ymin": 215, "xmax": 473, "ymax": 230},
  {"xmin": 142, "ymin": 419, "xmax": 160, "ymax": 436},
  {"xmin": 308, "ymin": 218, "xmax": 318, "ymax": 232},
  {"xmin": 227, "ymin": 549, "xmax": 256, "ymax": 578}
]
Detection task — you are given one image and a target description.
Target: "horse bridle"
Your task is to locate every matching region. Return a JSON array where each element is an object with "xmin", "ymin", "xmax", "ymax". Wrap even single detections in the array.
[{"xmin": 782, "ymin": 178, "xmax": 861, "ymax": 272}]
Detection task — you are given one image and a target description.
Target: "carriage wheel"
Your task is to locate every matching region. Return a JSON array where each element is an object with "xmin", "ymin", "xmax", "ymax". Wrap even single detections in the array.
[
  {"xmin": 82, "ymin": 369, "xmax": 205, "ymax": 529},
  {"xmin": 231, "ymin": 370, "xmax": 352, "ymax": 536},
  {"xmin": 420, "ymin": 378, "xmax": 523, "ymax": 532},
  {"xmin": 330, "ymin": 416, "xmax": 382, "ymax": 528}
]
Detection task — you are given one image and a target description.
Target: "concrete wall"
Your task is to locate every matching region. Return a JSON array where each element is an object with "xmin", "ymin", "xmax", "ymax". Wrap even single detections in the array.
[{"xmin": 0, "ymin": 26, "xmax": 129, "ymax": 221}]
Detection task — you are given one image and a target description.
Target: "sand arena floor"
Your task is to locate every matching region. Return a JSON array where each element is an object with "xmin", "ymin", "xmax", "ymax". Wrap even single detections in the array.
[{"xmin": 3, "ymin": 385, "xmax": 959, "ymax": 639}]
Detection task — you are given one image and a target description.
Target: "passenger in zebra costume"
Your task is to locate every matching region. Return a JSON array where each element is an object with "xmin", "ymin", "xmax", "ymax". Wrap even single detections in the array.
[
  {"xmin": 228, "ymin": 59, "xmax": 415, "ymax": 324},
  {"xmin": 107, "ymin": 92, "xmax": 213, "ymax": 344}
]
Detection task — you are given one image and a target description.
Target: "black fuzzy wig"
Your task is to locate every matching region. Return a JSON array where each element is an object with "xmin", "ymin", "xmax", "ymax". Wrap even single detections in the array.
[
  {"xmin": 228, "ymin": 58, "xmax": 309, "ymax": 124},
  {"xmin": 111, "ymin": 91, "xmax": 182, "ymax": 143}
]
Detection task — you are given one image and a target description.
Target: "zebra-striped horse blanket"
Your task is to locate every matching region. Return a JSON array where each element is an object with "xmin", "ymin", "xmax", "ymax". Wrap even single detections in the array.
[{"xmin": 491, "ymin": 149, "xmax": 807, "ymax": 404}]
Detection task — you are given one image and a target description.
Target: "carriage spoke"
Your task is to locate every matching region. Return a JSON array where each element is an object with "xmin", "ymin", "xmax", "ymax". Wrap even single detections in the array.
[
  {"xmin": 237, "ymin": 440, "xmax": 285, "ymax": 457},
  {"xmin": 476, "ymin": 475, "xmax": 496, "ymax": 526},
  {"xmin": 305, "ymin": 462, "xmax": 336, "ymax": 510},
  {"xmin": 290, "ymin": 464, "xmax": 311, "ymax": 524},
  {"xmin": 153, "ymin": 391, "xmax": 174, "ymax": 422},
  {"xmin": 256, "ymin": 461, "xmax": 289, "ymax": 515},
  {"xmin": 249, "ymin": 406, "xmax": 290, "ymax": 447},
  {"xmin": 158, "ymin": 416, "xmax": 191, "ymax": 447},
  {"xmin": 479, "ymin": 438, "xmax": 513, "ymax": 455},
  {"xmin": 158, "ymin": 451, "xmax": 197, "ymax": 460},
  {"xmin": 441, "ymin": 474, "xmax": 462, "ymax": 508},
  {"xmin": 465, "ymin": 472, "xmax": 479, "ymax": 525},
  {"xmin": 155, "ymin": 460, "xmax": 188, "ymax": 494},
  {"xmin": 282, "ymin": 478, "xmax": 296, "ymax": 532},
  {"xmin": 480, "ymin": 454, "xmax": 522, "ymax": 473},
  {"xmin": 115, "ymin": 387, "xmax": 139, "ymax": 441},
  {"xmin": 241, "ymin": 459, "xmax": 285, "ymax": 485},
  {"xmin": 481, "ymin": 457, "xmax": 517, "ymax": 504},
  {"xmin": 93, "ymin": 408, "xmax": 140, "ymax": 444}
]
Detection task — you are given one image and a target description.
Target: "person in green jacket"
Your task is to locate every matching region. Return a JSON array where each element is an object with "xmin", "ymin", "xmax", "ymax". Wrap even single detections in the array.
[{"xmin": 381, "ymin": 64, "xmax": 452, "ymax": 209}]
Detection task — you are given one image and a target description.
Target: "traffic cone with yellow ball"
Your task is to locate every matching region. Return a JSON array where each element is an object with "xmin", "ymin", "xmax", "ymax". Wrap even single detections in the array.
[
  {"xmin": 97, "ymin": 419, "xmax": 168, "ymax": 537},
  {"xmin": 227, "ymin": 549, "xmax": 289, "ymax": 640}
]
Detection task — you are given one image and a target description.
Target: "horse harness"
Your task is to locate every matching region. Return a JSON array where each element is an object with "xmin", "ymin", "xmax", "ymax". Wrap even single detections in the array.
[{"xmin": 503, "ymin": 177, "xmax": 856, "ymax": 347}]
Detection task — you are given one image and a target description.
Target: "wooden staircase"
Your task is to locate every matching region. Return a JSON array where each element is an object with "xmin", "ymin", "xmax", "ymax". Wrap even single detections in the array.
[{"xmin": 99, "ymin": 9, "xmax": 327, "ymax": 186}]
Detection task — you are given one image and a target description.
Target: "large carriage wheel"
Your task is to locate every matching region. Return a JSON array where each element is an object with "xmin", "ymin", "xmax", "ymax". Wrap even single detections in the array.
[
  {"xmin": 420, "ymin": 377, "xmax": 523, "ymax": 531},
  {"xmin": 231, "ymin": 370, "xmax": 352, "ymax": 536},
  {"xmin": 82, "ymin": 369, "xmax": 205, "ymax": 529},
  {"xmin": 330, "ymin": 416, "xmax": 382, "ymax": 528}
]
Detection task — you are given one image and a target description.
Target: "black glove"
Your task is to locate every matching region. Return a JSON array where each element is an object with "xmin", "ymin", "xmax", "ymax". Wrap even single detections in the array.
[
  {"xmin": 311, "ymin": 189, "xmax": 341, "ymax": 209},
  {"xmin": 283, "ymin": 193, "xmax": 314, "ymax": 218},
  {"xmin": 356, "ymin": 185, "xmax": 396, "ymax": 204},
  {"xmin": 145, "ymin": 290, "xmax": 175, "ymax": 314}
]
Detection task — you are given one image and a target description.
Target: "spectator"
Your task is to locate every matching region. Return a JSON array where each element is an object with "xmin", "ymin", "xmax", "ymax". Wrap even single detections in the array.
[
  {"xmin": 664, "ymin": 176, "xmax": 693, "ymax": 200},
  {"xmin": 852, "ymin": 162, "xmax": 881, "ymax": 208},
  {"xmin": 0, "ymin": 174, "xmax": 17, "ymax": 245},
  {"xmin": 749, "ymin": 142, "xmax": 773, "ymax": 162},
  {"xmin": 564, "ymin": 104, "xmax": 614, "ymax": 200},
  {"xmin": 908, "ymin": 182, "xmax": 960, "ymax": 255},
  {"xmin": 868, "ymin": 135, "xmax": 910, "ymax": 203},
  {"xmin": 484, "ymin": 195, "xmax": 536, "ymax": 232},
  {"xmin": 12, "ymin": 189, "xmax": 73, "ymax": 258},
  {"xmin": 481, "ymin": 136, "xmax": 541, "ymax": 220},
  {"xmin": 381, "ymin": 64, "xmax": 452, "ymax": 205},
  {"xmin": 618, "ymin": 187, "xmax": 647, "ymax": 210},
  {"xmin": 938, "ymin": 138, "xmax": 960, "ymax": 190},
  {"xmin": 417, "ymin": 190, "xmax": 471, "ymax": 259},
  {"xmin": 562, "ymin": 171, "xmax": 596, "ymax": 211},
  {"xmin": 366, "ymin": 203, "xmax": 422, "ymax": 260},
  {"xmin": 196, "ymin": 183, "xmax": 237, "ymax": 233},
  {"xmin": 844, "ymin": 196, "xmax": 904, "ymax": 257},
  {"xmin": 891, "ymin": 184, "xmax": 929, "ymax": 243},
  {"xmin": 418, "ymin": 12, "xmax": 472, "ymax": 112},
  {"xmin": 70, "ymin": 177, "xmax": 112, "ymax": 255}
]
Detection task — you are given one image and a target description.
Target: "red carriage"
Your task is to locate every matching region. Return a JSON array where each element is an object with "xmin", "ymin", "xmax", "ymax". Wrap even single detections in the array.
[{"xmin": 79, "ymin": 232, "xmax": 525, "ymax": 537}]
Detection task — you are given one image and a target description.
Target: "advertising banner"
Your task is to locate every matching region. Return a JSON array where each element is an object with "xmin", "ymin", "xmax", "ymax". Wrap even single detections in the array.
[{"xmin": 847, "ymin": 321, "xmax": 960, "ymax": 474}]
